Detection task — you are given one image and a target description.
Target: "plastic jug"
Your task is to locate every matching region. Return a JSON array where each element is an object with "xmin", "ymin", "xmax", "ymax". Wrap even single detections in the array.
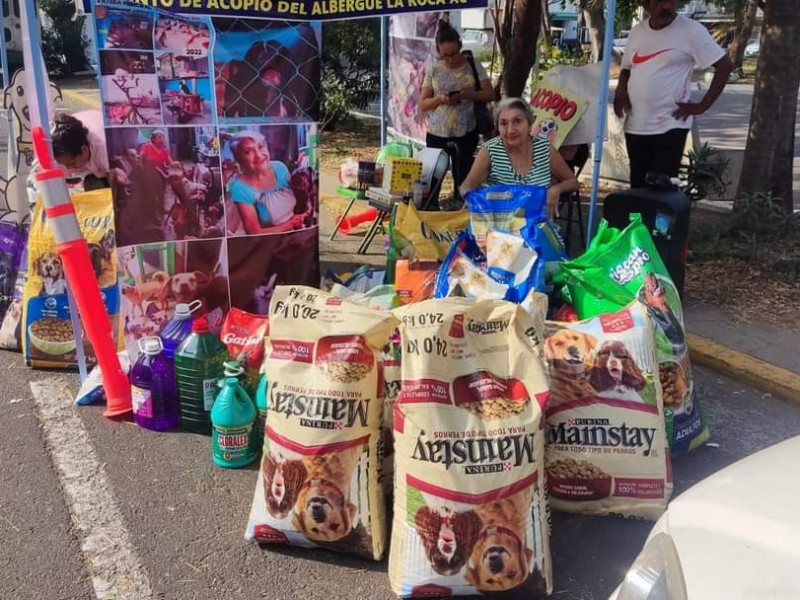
[
  {"xmin": 253, "ymin": 372, "xmax": 268, "ymax": 454},
  {"xmin": 211, "ymin": 377, "xmax": 257, "ymax": 468},
  {"xmin": 129, "ymin": 337, "xmax": 180, "ymax": 431},
  {"xmin": 174, "ymin": 317, "xmax": 227, "ymax": 434},
  {"xmin": 159, "ymin": 300, "xmax": 202, "ymax": 361}
]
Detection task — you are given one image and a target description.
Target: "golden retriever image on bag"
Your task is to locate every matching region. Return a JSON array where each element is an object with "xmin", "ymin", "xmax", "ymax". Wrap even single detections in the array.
[
  {"xmin": 293, "ymin": 446, "xmax": 361, "ymax": 543},
  {"xmin": 466, "ymin": 486, "xmax": 534, "ymax": 593},
  {"xmin": 544, "ymin": 328, "xmax": 598, "ymax": 405}
]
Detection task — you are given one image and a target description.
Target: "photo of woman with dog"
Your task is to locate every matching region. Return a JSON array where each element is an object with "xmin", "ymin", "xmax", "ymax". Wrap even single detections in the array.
[
  {"xmin": 108, "ymin": 126, "xmax": 225, "ymax": 247},
  {"xmin": 119, "ymin": 239, "xmax": 230, "ymax": 360},
  {"xmin": 221, "ymin": 124, "xmax": 318, "ymax": 237},
  {"xmin": 212, "ymin": 19, "xmax": 320, "ymax": 123}
]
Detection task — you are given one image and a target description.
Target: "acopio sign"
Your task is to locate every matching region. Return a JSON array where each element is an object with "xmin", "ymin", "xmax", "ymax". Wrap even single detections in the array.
[{"xmin": 530, "ymin": 87, "xmax": 579, "ymax": 121}]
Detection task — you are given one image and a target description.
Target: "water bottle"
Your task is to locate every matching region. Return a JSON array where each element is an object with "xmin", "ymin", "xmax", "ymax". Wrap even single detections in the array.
[
  {"xmin": 129, "ymin": 337, "xmax": 180, "ymax": 431},
  {"xmin": 211, "ymin": 377, "xmax": 257, "ymax": 468},
  {"xmin": 159, "ymin": 300, "xmax": 202, "ymax": 361},
  {"xmin": 174, "ymin": 317, "xmax": 227, "ymax": 434},
  {"xmin": 253, "ymin": 372, "xmax": 268, "ymax": 454}
]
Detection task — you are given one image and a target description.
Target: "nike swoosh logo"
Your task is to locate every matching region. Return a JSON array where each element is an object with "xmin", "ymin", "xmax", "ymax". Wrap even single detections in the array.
[{"xmin": 632, "ymin": 48, "xmax": 672, "ymax": 64}]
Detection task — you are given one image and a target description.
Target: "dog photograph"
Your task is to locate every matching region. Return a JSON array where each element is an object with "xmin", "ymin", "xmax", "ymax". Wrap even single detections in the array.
[
  {"xmin": 226, "ymin": 228, "xmax": 319, "ymax": 315},
  {"xmin": 95, "ymin": 6, "xmax": 154, "ymax": 50},
  {"xmin": 220, "ymin": 124, "xmax": 318, "ymax": 237},
  {"xmin": 212, "ymin": 19, "xmax": 320, "ymax": 123},
  {"xmin": 262, "ymin": 443, "xmax": 308, "ymax": 521},
  {"xmin": 118, "ymin": 239, "xmax": 229, "ymax": 360},
  {"xmin": 108, "ymin": 126, "xmax": 224, "ymax": 246},
  {"xmin": 158, "ymin": 77, "xmax": 213, "ymax": 126},
  {"xmin": 544, "ymin": 327, "xmax": 598, "ymax": 407},
  {"xmin": 637, "ymin": 272, "xmax": 686, "ymax": 354},
  {"xmin": 413, "ymin": 499, "xmax": 482, "ymax": 577},
  {"xmin": 588, "ymin": 340, "xmax": 648, "ymax": 403}
]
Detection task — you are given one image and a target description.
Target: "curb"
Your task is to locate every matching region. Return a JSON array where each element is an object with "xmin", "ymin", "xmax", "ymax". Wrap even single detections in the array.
[{"xmin": 687, "ymin": 332, "xmax": 800, "ymax": 406}]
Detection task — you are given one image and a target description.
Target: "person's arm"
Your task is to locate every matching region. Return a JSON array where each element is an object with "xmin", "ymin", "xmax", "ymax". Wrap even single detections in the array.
[
  {"xmin": 460, "ymin": 78, "xmax": 494, "ymax": 104},
  {"xmin": 546, "ymin": 144, "xmax": 579, "ymax": 220},
  {"xmin": 420, "ymin": 85, "xmax": 449, "ymax": 113},
  {"xmin": 613, "ymin": 69, "xmax": 632, "ymax": 118},
  {"xmin": 236, "ymin": 202, "xmax": 293, "ymax": 235},
  {"xmin": 459, "ymin": 147, "xmax": 491, "ymax": 197},
  {"xmin": 673, "ymin": 54, "xmax": 733, "ymax": 120}
]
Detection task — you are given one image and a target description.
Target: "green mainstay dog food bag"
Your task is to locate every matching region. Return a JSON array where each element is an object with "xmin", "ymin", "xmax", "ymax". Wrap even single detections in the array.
[{"xmin": 557, "ymin": 215, "xmax": 708, "ymax": 455}]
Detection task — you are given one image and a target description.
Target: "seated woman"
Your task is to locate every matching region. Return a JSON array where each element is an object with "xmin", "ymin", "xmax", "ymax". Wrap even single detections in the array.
[
  {"xmin": 226, "ymin": 130, "xmax": 301, "ymax": 235},
  {"xmin": 460, "ymin": 97, "xmax": 579, "ymax": 219}
]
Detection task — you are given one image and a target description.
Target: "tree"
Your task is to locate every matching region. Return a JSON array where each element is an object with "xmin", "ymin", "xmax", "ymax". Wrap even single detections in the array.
[
  {"xmin": 726, "ymin": 0, "xmax": 759, "ymax": 69},
  {"xmin": 492, "ymin": 0, "xmax": 542, "ymax": 97},
  {"xmin": 737, "ymin": 0, "xmax": 800, "ymax": 215},
  {"xmin": 319, "ymin": 20, "xmax": 381, "ymax": 130}
]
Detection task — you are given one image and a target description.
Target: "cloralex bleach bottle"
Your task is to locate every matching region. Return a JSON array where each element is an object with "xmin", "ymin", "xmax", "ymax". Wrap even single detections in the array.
[
  {"xmin": 253, "ymin": 372, "xmax": 268, "ymax": 454},
  {"xmin": 211, "ymin": 377, "xmax": 257, "ymax": 468}
]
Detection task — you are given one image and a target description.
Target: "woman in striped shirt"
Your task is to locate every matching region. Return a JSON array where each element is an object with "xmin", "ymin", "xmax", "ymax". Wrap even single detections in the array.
[{"xmin": 460, "ymin": 97, "xmax": 578, "ymax": 219}]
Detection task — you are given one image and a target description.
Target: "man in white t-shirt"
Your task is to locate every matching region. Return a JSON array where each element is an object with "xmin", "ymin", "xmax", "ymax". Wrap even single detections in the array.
[{"xmin": 613, "ymin": 0, "xmax": 732, "ymax": 188}]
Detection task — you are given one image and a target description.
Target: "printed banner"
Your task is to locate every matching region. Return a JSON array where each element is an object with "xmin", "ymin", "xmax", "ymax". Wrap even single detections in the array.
[
  {"xmin": 107, "ymin": 0, "xmax": 487, "ymax": 21},
  {"xmin": 386, "ymin": 13, "xmax": 441, "ymax": 144},
  {"xmin": 529, "ymin": 80, "xmax": 589, "ymax": 150},
  {"xmin": 93, "ymin": 1, "xmax": 321, "ymax": 360}
]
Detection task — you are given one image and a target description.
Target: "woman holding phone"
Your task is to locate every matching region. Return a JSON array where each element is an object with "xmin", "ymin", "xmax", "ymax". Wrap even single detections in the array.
[{"xmin": 419, "ymin": 20, "xmax": 494, "ymax": 195}]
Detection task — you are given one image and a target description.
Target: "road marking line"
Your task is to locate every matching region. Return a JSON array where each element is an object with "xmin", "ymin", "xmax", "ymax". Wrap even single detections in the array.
[
  {"xmin": 30, "ymin": 379, "xmax": 153, "ymax": 600},
  {"xmin": 60, "ymin": 88, "xmax": 102, "ymax": 109}
]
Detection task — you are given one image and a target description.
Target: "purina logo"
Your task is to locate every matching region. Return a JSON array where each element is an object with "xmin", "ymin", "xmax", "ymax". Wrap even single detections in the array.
[{"xmin": 45, "ymin": 297, "xmax": 57, "ymax": 310}]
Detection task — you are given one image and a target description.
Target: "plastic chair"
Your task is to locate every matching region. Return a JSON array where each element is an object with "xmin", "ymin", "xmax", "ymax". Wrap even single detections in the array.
[{"xmin": 557, "ymin": 144, "xmax": 590, "ymax": 254}]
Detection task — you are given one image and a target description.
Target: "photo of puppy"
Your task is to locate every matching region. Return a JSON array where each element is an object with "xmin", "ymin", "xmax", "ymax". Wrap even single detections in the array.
[
  {"xmin": 414, "ymin": 503, "xmax": 482, "ymax": 576},
  {"xmin": 34, "ymin": 252, "xmax": 67, "ymax": 296},
  {"xmin": 544, "ymin": 329, "xmax": 598, "ymax": 405},
  {"xmin": 466, "ymin": 486, "xmax": 534, "ymax": 592},
  {"xmin": 292, "ymin": 445, "xmax": 361, "ymax": 543},
  {"xmin": 589, "ymin": 340, "xmax": 647, "ymax": 402},
  {"xmin": 121, "ymin": 271, "xmax": 170, "ymax": 318},
  {"xmin": 160, "ymin": 270, "xmax": 229, "ymax": 314},
  {"xmin": 262, "ymin": 450, "xmax": 308, "ymax": 520}
]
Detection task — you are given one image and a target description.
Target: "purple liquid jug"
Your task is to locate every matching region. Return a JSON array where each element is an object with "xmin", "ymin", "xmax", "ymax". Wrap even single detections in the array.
[{"xmin": 130, "ymin": 337, "xmax": 180, "ymax": 431}]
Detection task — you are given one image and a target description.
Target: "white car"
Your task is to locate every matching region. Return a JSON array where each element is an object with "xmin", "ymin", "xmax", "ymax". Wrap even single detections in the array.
[
  {"xmin": 610, "ymin": 435, "xmax": 800, "ymax": 599},
  {"xmin": 744, "ymin": 41, "xmax": 759, "ymax": 58}
]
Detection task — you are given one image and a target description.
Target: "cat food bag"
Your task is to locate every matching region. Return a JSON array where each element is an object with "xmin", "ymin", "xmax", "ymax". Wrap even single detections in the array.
[
  {"xmin": 389, "ymin": 298, "xmax": 552, "ymax": 597},
  {"xmin": 0, "ymin": 222, "xmax": 28, "ymax": 350},
  {"xmin": 246, "ymin": 286, "xmax": 398, "ymax": 561},
  {"xmin": 220, "ymin": 307, "xmax": 269, "ymax": 396},
  {"xmin": 543, "ymin": 302, "xmax": 672, "ymax": 519},
  {"xmin": 557, "ymin": 215, "xmax": 707, "ymax": 454},
  {"xmin": 23, "ymin": 190, "xmax": 119, "ymax": 369}
]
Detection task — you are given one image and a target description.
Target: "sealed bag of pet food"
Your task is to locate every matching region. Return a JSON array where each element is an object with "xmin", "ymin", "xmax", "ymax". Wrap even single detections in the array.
[
  {"xmin": 558, "ymin": 215, "xmax": 707, "ymax": 455},
  {"xmin": 246, "ymin": 286, "xmax": 398, "ymax": 561},
  {"xmin": 389, "ymin": 298, "xmax": 552, "ymax": 598},
  {"xmin": 23, "ymin": 190, "xmax": 119, "ymax": 369},
  {"xmin": 0, "ymin": 222, "xmax": 28, "ymax": 350},
  {"xmin": 220, "ymin": 307, "xmax": 269, "ymax": 397},
  {"xmin": 464, "ymin": 184, "xmax": 567, "ymax": 267},
  {"xmin": 543, "ymin": 302, "xmax": 672, "ymax": 519}
]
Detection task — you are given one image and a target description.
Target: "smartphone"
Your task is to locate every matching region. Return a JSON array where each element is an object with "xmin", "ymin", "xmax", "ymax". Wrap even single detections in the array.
[{"xmin": 447, "ymin": 90, "xmax": 460, "ymax": 97}]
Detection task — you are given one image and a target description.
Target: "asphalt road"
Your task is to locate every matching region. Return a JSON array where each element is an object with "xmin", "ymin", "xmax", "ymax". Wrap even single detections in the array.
[{"xmin": 3, "ymin": 347, "xmax": 800, "ymax": 600}]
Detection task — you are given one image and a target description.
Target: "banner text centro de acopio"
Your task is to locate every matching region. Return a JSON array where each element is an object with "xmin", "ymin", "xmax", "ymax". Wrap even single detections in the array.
[{"xmin": 135, "ymin": 0, "xmax": 488, "ymax": 19}]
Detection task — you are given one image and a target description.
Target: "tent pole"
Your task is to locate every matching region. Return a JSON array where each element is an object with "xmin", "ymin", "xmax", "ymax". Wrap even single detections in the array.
[
  {"xmin": 586, "ymin": 0, "xmax": 617, "ymax": 242},
  {"xmin": 380, "ymin": 16, "xmax": 387, "ymax": 147}
]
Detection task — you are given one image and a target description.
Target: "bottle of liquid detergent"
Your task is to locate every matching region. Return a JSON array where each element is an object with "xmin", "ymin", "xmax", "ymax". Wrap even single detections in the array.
[
  {"xmin": 253, "ymin": 372, "xmax": 268, "ymax": 454},
  {"xmin": 211, "ymin": 377, "xmax": 257, "ymax": 468},
  {"xmin": 159, "ymin": 300, "xmax": 202, "ymax": 361},
  {"xmin": 129, "ymin": 337, "xmax": 180, "ymax": 431},
  {"xmin": 174, "ymin": 317, "xmax": 227, "ymax": 434}
]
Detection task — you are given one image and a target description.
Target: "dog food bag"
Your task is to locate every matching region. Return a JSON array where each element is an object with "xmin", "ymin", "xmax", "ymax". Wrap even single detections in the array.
[
  {"xmin": 543, "ymin": 302, "xmax": 672, "ymax": 520},
  {"xmin": 246, "ymin": 286, "xmax": 398, "ymax": 561},
  {"xmin": 23, "ymin": 190, "xmax": 119, "ymax": 369},
  {"xmin": 220, "ymin": 307, "xmax": 269, "ymax": 396},
  {"xmin": 0, "ymin": 223, "xmax": 28, "ymax": 350},
  {"xmin": 558, "ymin": 215, "xmax": 707, "ymax": 455},
  {"xmin": 389, "ymin": 298, "xmax": 553, "ymax": 598}
]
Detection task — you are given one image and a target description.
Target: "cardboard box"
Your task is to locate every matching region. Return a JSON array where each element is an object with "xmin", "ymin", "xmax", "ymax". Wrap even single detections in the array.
[{"xmin": 382, "ymin": 157, "xmax": 422, "ymax": 195}]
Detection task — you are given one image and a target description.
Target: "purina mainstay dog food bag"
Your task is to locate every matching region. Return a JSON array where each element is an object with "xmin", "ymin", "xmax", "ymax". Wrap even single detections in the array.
[
  {"xmin": 246, "ymin": 286, "xmax": 398, "ymax": 561},
  {"xmin": 543, "ymin": 302, "xmax": 672, "ymax": 520},
  {"xmin": 23, "ymin": 190, "xmax": 119, "ymax": 369},
  {"xmin": 390, "ymin": 298, "xmax": 552, "ymax": 598}
]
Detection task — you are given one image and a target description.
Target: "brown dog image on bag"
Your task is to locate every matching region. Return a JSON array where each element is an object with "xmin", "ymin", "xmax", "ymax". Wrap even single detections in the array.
[
  {"xmin": 292, "ymin": 445, "xmax": 361, "ymax": 543},
  {"xmin": 414, "ymin": 504, "xmax": 482, "ymax": 576},
  {"xmin": 466, "ymin": 486, "xmax": 534, "ymax": 592},
  {"xmin": 544, "ymin": 329, "xmax": 598, "ymax": 406},
  {"xmin": 589, "ymin": 340, "xmax": 647, "ymax": 402},
  {"xmin": 262, "ymin": 451, "xmax": 308, "ymax": 519}
]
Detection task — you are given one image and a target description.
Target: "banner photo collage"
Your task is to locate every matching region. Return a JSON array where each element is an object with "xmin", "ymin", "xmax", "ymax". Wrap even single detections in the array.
[{"xmin": 93, "ymin": 1, "xmax": 321, "ymax": 359}]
